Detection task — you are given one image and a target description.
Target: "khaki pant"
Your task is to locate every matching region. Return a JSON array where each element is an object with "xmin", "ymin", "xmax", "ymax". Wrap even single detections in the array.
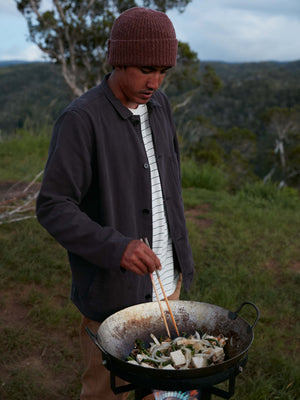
[{"xmin": 80, "ymin": 274, "xmax": 182, "ymax": 400}]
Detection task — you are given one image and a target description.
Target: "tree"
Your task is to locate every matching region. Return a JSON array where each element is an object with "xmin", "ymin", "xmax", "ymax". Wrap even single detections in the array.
[
  {"xmin": 262, "ymin": 106, "xmax": 300, "ymax": 187},
  {"xmin": 16, "ymin": 0, "xmax": 192, "ymax": 97}
]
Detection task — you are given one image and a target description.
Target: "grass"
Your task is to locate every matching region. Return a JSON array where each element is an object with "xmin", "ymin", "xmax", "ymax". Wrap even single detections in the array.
[
  {"xmin": 0, "ymin": 128, "xmax": 51, "ymax": 181},
  {"xmin": 181, "ymin": 188, "xmax": 300, "ymax": 400},
  {"xmin": 0, "ymin": 131, "xmax": 299, "ymax": 399}
]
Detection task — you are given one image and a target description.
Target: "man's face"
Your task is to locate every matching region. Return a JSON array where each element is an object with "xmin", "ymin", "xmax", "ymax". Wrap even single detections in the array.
[{"xmin": 112, "ymin": 66, "xmax": 171, "ymax": 109}]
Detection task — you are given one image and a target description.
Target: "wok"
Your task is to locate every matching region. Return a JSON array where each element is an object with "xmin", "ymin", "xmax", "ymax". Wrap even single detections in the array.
[{"xmin": 88, "ymin": 301, "xmax": 259, "ymax": 390}]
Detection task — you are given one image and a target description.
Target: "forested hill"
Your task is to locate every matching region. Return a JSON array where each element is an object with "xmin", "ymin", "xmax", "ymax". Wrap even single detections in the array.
[
  {"xmin": 1, "ymin": 60, "xmax": 299, "ymax": 136},
  {"xmin": 195, "ymin": 60, "xmax": 300, "ymax": 132},
  {"xmin": 0, "ymin": 62, "xmax": 73, "ymax": 134},
  {"xmin": 1, "ymin": 60, "xmax": 299, "ymax": 188}
]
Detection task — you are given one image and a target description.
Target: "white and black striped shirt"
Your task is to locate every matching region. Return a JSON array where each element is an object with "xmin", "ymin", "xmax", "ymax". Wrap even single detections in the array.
[{"xmin": 130, "ymin": 104, "xmax": 179, "ymax": 300}]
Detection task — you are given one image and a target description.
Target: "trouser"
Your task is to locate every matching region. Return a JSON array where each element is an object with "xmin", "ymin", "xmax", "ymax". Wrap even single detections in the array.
[{"xmin": 79, "ymin": 274, "xmax": 182, "ymax": 400}]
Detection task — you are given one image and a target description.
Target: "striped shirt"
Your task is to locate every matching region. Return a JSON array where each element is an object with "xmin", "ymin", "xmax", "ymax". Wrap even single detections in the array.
[{"xmin": 129, "ymin": 104, "xmax": 179, "ymax": 300}]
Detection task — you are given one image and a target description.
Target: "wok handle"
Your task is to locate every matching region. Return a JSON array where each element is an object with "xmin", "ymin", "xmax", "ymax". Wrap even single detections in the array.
[
  {"xmin": 85, "ymin": 326, "xmax": 109, "ymax": 356},
  {"xmin": 230, "ymin": 301, "xmax": 260, "ymax": 330}
]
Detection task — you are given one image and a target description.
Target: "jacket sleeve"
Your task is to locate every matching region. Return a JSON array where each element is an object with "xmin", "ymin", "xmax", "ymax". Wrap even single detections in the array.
[{"xmin": 36, "ymin": 109, "xmax": 133, "ymax": 269}]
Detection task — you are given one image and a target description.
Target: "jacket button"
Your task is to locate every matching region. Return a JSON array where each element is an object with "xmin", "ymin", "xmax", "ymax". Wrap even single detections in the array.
[
  {"xmin": 143, "ymin": 208, "xmax": 150, "ymax": 215},
  {"xmin": 145, "ymin": 294, "xmax": 151, "ymax": 300},
  {"xmin": 143, "ymin": 163, "xmax": 149, "ymax": 169}
]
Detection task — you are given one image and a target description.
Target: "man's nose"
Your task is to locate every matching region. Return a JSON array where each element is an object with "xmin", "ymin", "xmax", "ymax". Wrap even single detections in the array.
[{"xmin": 147, "ymin": 72, "xmax": 162, "ymax": 90}]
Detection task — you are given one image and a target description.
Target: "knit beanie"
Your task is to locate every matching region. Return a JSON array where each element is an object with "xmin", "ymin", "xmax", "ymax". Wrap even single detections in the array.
[{"xmin": 107, "ymin": 7, "xmax": 178, "ymax": 67}]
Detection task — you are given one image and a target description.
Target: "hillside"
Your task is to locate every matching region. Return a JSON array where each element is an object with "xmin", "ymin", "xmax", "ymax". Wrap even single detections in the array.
[
  {"xmin": 1, "ymin": 60, "xmax": 299, "ymax": 136},
  {"xmin": 195, "ymin": 60, "xmax": 300, "ymax": 132},
  {"xmin": 0, "ymin": 62, "xmax": 72, "ymax": 135},
  {"xmin": 1, "ymin": 60, "xmax": 299, "ymax": 188}
]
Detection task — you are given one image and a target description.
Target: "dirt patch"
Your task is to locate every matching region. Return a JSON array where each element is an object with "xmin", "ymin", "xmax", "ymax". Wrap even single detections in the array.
[
  {"xmin": 185, "ymin": 203, "xmax": 214, "ymax": 229},
  {"xmin": 265, "ymin": 258, "xmax": 300, "ymax": 275}
]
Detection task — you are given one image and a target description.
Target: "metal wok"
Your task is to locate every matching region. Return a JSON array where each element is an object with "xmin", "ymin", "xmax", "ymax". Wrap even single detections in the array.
[{"xmin": 89, "ymin": 301, "xmax": 259, "ymax": 391}]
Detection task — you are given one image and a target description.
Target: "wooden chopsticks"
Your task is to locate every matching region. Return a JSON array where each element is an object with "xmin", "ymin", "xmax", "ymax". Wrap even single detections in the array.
[
  {"xmin": 144, "ymin": 238, "xmax": 180, "ymax": 338},
  {"xmin": 150, "ymin": 273, "xmax": 171, "ymax": 338}
]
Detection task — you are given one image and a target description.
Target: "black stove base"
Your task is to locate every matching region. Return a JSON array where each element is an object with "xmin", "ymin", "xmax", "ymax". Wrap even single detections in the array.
[{"xmin": 110, "ymin": 356, "xmax": 247, "ymax": 399}]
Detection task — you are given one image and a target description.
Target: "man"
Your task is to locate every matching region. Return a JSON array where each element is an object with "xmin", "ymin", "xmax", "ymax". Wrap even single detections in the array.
[{"xmin": 36, "ymin": 7, "xmax": 194, "ymax": 400}]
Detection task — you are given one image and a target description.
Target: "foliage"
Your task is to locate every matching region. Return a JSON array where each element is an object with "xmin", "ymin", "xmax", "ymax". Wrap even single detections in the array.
[
  {"xmin": 173, "ymin": 61, "xmax": 300, "ymax": 189},
  {"xmin": 1, "ymin": 60, "xmax": 300, "ymax": 190},
  {"xmin": 15, "ymin": 0, "xmax": 192, "ymax": 96},
  {"xmin": 189, "ymin": 60, "xmax": 300, "ymax": 134},
  {"xmin": 164, "ymin": 41, "xmax": 200, "ymax": 94},
  {"xmin": 181, "ymin": 159, "xmax": 228, "ymax": 191},
  {"xmin": 183, "ymin": 126, "xmax": 258, "ymax": 191}
]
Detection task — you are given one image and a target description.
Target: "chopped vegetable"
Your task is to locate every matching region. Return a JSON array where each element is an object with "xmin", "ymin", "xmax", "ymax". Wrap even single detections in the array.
[{"xmin": 125, "ymin": 331, "xmax": 228, "ymax": 370}]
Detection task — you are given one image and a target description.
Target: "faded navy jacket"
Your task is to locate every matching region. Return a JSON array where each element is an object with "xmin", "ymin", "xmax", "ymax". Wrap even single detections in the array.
[{"xmin": 36, "ymin": 74, "xmax": 194, "ymax": 322}]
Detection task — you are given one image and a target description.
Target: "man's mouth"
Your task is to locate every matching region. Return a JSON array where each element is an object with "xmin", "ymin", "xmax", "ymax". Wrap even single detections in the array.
[{"xmin": 140, "ymin": 91, "xmax": 155, "ymax": 97}]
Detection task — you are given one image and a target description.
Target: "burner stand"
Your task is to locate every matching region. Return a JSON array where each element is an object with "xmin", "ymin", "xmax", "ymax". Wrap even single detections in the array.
[{"xmin": 110, "ymin": 355, "xmax": 247, "ymax": 399}]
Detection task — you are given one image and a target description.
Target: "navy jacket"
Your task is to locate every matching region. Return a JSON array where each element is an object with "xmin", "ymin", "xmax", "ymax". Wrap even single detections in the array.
[{"xmin": 36, "ymin": 74, "xmax": 194, "ymax": 322}]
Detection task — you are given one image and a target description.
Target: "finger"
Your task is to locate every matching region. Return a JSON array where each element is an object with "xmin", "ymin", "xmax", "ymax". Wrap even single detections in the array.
[{"xmin": 142, "ymin": 246, "xmax": 161, "ymax": 271}]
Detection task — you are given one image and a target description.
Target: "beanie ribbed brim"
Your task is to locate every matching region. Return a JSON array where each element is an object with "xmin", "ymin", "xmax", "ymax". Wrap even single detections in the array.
[{"xmin": 107, "ymin": 38, "xmax": 178, "ymax": 66}]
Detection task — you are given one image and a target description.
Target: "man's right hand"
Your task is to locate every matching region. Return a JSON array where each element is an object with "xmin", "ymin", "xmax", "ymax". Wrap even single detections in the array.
[{"xmin": 120, "ymin": 240, "xmax": 161, "ymax": 276}]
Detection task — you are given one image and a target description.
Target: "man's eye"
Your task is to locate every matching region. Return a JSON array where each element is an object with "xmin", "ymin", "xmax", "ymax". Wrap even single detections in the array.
[
  {"xmin": 141, "ymin": 68, "xmax": 152, "ymax": 74},
  {"xmin": 140, "ymin": 67, "xmax": 170, "ymax": 75}
]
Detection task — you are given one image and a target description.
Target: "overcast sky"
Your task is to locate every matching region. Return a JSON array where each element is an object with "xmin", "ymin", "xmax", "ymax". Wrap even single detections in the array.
[{"xmin": 0, "ymin": 0, "xmax": 299, "ymax": 63}]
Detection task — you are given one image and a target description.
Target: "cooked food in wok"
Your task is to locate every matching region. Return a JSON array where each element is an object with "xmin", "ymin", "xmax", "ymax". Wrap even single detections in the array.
[{"xmin": 126, "ymin": 331, "xmax": 228, "ymax": 370}]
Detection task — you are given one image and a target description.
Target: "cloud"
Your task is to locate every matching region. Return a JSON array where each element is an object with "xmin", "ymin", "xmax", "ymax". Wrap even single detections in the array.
[
  {"xmin": 0, "ymin": 0, "xmax": 21, "ymax": 16},
  {"xmin": 225, "ymin": 0, "xmax": 300, "ymax": 17},
  {"xmin": 15, "ymin": 44, "xmax": 45, "ymax": 61},
  {"xmin": 168, "ymin": 0, "xmax": 300, "ymax": 61},
  {"xmin": 1, "ymin": 43, "xmax": 44, "ymax": 62}
]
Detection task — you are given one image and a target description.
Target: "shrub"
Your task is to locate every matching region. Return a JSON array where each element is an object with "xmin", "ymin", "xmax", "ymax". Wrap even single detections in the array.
[
  {"xmin": 181, "ymin": 159, "xmax": 228, "ymax": 191},
  {"xmin": 237, "ymin": 181, "xmax": 299, "ymax": 208}
]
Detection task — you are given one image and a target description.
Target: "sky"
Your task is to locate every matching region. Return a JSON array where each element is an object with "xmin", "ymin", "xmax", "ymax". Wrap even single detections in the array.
[{"xmin": 0, "ymin": 0, "xmax": 299, "ymax": 63}]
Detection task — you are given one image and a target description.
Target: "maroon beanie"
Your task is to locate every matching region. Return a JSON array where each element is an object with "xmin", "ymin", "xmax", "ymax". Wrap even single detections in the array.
[{"xmin": 107, "ymin": 7, "xmax": 178, "ymax": 67}]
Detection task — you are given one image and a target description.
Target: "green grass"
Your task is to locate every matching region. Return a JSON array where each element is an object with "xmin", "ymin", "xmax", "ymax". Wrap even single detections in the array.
[
  {"xmin": 0, "ymin": 128, "xmax": 51, "ymax": 181},
  {"xmin": 0, "ymin": 132, "xmax": 299, "ymax": 399}
]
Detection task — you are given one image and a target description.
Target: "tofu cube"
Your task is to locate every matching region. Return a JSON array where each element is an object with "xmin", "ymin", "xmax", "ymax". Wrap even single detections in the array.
[
  {"xmin": 170, "ymin": 349, "xmax": 186, "ymax": 367},
  {"xmin": 191, "ymin": 356, "xmax": 207, "ymax": 368}
]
